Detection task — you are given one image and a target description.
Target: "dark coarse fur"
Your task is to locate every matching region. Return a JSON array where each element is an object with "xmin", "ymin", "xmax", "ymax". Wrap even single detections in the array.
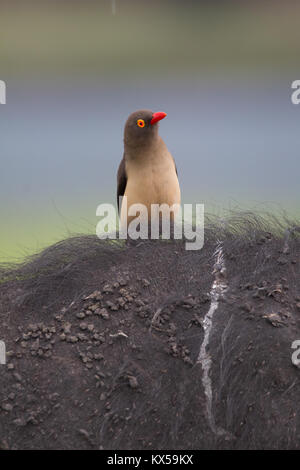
[{"xmin": 0, "ymin": 212, "xmax": 299, "ymax": 450}]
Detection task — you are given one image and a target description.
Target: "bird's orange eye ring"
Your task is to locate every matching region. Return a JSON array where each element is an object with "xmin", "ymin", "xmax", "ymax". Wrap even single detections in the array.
[{"xmin": 137, "ymin": 119, "xmax": 145, "ymax": 128}]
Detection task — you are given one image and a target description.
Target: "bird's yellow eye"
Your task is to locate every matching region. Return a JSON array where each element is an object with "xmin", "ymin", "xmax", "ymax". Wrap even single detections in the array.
[{"xmin": 137, "ymin": 119, "xmax": 145, "ymax": 128}]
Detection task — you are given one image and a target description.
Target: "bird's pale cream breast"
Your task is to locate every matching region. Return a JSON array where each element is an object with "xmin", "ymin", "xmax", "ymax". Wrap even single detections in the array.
[{"xmin": 120, "ymin": 142, "xmax": 180, "ymax": 226}]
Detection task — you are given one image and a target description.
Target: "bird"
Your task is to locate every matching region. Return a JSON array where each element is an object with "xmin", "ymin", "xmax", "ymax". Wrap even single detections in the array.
[{"xmin": 117, "ymin": 109, "xmax": 181, "ymax": 236}]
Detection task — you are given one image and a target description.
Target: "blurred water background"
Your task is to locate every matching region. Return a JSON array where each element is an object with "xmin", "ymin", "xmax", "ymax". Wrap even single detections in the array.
[{"xmin": 1, "ymin": 0, "xmax": 300, "ymax": 261}]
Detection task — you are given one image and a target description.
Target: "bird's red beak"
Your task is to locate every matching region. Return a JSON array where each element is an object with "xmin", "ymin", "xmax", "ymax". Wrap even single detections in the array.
[{"xmin": 150, "ymin": 111, "xmax": 167, "ymax": 125}]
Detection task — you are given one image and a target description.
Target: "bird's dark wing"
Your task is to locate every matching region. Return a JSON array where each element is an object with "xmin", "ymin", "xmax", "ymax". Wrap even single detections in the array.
[
  {"xmin": 117, "ymin": 155, "xmax": 127, "ymax": 213},
  {"xmin": 172, "ymin": 156, "xmax": 178, "ymax": 176}
]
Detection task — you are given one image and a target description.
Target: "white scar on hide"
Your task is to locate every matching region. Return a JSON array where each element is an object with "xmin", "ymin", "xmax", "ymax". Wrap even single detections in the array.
[{"xmin": 197, "ymin": 243, "xmax": 233, "ymax": 438}]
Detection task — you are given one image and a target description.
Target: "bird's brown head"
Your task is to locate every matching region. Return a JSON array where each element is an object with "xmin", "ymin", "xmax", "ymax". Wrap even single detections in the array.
[{"xmin": 124, "ymin": 109, "xmax": 167, "ymax": 150}]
